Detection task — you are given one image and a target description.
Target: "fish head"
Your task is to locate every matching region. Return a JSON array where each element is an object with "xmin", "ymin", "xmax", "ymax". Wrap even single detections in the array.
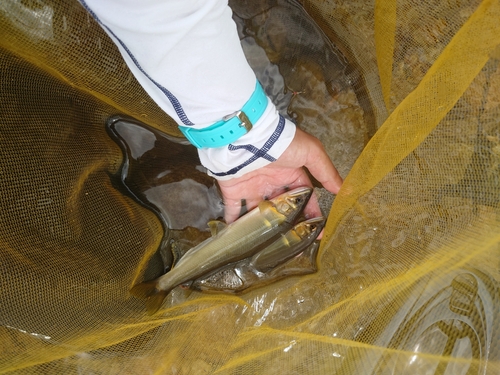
[
  {"xmin": 271, "ymin": 187, "xmax": 312, "ymax": 223},
  {"xmin": 294, "ymin": 217, "xmax": 326, "ymax": 240}
]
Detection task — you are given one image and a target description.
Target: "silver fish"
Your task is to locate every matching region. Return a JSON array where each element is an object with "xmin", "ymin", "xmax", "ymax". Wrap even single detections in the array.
[
  {"xmin": 130, "ymin": 187, "xmax": 312, "ymax": 314},
  {"xmin": 192, "ymin": 217, "xmax": 325, "ymax": 293},
  {"xmin": 250, "ymin": 216, "xmax": 325, "ymax": 272}
]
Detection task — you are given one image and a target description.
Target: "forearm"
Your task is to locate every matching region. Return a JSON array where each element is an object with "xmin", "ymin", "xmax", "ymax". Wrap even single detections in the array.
[{"xmin": 81, "ymin": 0, "xmax": 295, "ymax": 179}]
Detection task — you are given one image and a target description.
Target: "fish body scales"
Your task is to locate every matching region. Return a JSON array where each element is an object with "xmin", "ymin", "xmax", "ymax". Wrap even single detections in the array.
[
  {"xmin": 157, "ymin": 205, "xmax": 285, "ymax": 291},
  {"xmin": 129, "ymin": 187, "xmax": 314, "ymax": 315}
]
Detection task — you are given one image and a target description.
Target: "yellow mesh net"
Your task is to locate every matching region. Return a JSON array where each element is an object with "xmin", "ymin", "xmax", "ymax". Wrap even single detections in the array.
[{"xmin": 1, "ymin": 0, "xmax": 499, "ymax": 374}]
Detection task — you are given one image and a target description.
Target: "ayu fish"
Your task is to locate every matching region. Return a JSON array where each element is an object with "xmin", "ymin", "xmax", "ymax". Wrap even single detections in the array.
[
  {"xmin": 250, "ymin": 216, "xmax": 325, "ymax": 272},
  {"xmin": 130, "ymin": 187, "xmax": 312, "ymax": 314},
  {"xmin": 192, "ymin": 216, "xmax": 326, "ymax": 293}
]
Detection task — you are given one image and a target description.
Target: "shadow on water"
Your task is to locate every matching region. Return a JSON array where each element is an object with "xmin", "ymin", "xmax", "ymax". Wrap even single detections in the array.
[{"xmin": 106, "ymin": 115, "xmax": 223, "ymax": 276}]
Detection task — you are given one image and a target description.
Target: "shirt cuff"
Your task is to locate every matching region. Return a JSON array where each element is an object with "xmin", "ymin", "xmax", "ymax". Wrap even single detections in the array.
[{"xmin": 198, "ymin": 100, "xmax": 296, "ymax": 180}]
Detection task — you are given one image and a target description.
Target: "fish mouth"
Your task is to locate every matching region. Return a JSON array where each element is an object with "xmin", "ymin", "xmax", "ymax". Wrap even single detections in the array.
[
  {"xmin": 302, "ymin": 216, "xmax": 326, "ymax": 227},
  {"xmin": 286, "ymin": 186, "xmax": 313, "ymax": 205},
  {"xmin": 295, "ymin": 216, "xmax": 326, "ymax": 239},
  {"xmin": 302, "ymin": 216, "xmax": 326, "ymax": 233}
]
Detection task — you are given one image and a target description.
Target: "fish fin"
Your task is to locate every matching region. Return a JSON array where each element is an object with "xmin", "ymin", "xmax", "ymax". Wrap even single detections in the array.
[
  {"xmin": 207, "ymin": 219, "xmax": 226, "ymax": 236},
  {"xmin": 180, "ymin": 280, "xmax": 193, "ymax": 289},
  {"xmin": 130, "ymin": 281, "xmax": 169, "ymax": 315},
  {"xmin": 258, "ymin": 200, "xmax": 273, "ymax": 213},
  {"xmin": 297, "ymin": 241, "xmax": 320, "ymax": 273},
  {"xmin": 145, "ymin": 291, "xmax": 169, "ymax": 315}
]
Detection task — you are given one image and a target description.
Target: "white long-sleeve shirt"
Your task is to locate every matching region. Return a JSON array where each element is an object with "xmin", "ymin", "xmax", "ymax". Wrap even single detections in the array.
[{"xmin": 80, "ymin": 0, "xmax": 296, "ymax": 180}]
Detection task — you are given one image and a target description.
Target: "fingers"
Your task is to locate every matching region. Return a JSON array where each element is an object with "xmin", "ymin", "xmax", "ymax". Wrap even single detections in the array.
[
  {"xmin": 222, "ymin": 199, "xmax": 245, "ymax": 224},
  {"xmin": 299, "ymin": 129, "xmax": 343, "ymax": 194},
  {"xmin": 306, "ymin": 149, "xmax": 343, "ymax": 194},
  {"xmin": 274, "ymin": 128, "xmax": 343, "ymax": 194},
  {"xmin": 302, "ymin": 190, "xmax": 321, "ymax": 219},
  {"xmin": 222, "ymin": 195, "xmax": 264, "ymax": 224},
  {"xmin": 218, "ymin": 127, "xmax": 342, "ymax": 227}
]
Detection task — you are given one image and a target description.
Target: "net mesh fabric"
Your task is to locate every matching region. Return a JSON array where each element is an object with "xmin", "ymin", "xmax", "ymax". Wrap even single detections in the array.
[{"xmin": 1, "ymin": 0, "xmax": 499, "ymax": 374}]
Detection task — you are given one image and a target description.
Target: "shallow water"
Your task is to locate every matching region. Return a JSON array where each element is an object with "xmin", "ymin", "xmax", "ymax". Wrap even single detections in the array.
[
  {"xmin": 106, "ymin": 115, "xmax": 223, "ymax": 272},
  {"xmin": 231, "ymin": 0, "xmax": 372, "ymax": 178},
  {"xmin": 106, "ymin": 0, "xmax": 371, "ymax": 279}
]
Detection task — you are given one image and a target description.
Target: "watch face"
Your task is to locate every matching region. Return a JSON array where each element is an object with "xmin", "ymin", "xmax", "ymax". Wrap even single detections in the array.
[{"xmin": 339, "ymin": 268, "xmax": 500, "ymax": 375}]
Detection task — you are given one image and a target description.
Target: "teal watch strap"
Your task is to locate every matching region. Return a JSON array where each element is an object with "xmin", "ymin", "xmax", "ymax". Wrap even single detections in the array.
[{"xmin": 178, "ymin": 81, "xmax": 267, "ymax": 149}]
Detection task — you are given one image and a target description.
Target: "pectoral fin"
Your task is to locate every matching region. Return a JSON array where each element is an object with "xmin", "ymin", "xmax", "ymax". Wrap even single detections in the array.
[
  {"xmin": 266, "ymin": 241, "xmax": 320, "ymax": 278},
  {"xmin": 180, "ymin": 280, "xmax": 194, "ymax": 289},
  {"xmin": 250, "ymin": 231, "xmax": 299, "ymax": 272},
  {"xmin": 258, "ymin": 200, "xmax": 274, "ymax": 213},
  {"xmin": 207, "ymin": 219, "xmax": 227, "ymax": 236}
]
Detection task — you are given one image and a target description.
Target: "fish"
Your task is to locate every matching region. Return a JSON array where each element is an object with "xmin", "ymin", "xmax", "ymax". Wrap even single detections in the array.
[
  {"xmin": 191, "ymin": 216, "xmax": 326, "ymax": 293},
  {"xmin": 130, "ymin": 187, "xmax": 313, "ymax": 314},
  {"xmin": 250, "ymin": 216, "xmax": 325, "ymax": 272}
]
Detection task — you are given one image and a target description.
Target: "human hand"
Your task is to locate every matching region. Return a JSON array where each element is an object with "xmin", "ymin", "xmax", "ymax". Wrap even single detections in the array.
[{"xmin": 218, "ymin": 127, "xmax": 343, "ymax": 230}]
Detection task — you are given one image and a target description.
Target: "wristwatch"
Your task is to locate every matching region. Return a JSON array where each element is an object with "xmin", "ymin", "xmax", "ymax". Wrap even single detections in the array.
[{"xmin": 178, "ymin": 81, "xmax": 268, "ymax": 149}]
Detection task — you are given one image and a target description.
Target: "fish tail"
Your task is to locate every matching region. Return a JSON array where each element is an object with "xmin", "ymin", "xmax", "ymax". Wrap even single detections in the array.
[{"xmin": 130, "ymin": 281, "xmax": 170, "ymax": 315}]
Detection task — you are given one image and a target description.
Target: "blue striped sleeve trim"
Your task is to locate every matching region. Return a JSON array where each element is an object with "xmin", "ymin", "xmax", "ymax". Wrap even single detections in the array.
[
  {"xmin": 227, "ymin": 144, "xmax": 276, "ymax": 162},
  {"xmin": 80, "ymin": 0, "xmax": 194, "ymax": 126},
  {"xmin": 210, "ymin": 115, "xmax": 285, "ymax": 177}
]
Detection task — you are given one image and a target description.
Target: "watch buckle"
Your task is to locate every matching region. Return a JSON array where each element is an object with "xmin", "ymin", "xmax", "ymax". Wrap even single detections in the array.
[{"xmin": 223, "ymin": 110, "xmax": 253, "ymax": 133}]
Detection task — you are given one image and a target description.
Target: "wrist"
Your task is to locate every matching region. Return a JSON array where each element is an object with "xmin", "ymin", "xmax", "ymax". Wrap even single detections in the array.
[
  {"xmin": 178, "ymin": 81, "xmax": 268, "ymax": 149},
  {"xmin": 198, "ymin": 109, "xmax": 296, "ymax": 180}
]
